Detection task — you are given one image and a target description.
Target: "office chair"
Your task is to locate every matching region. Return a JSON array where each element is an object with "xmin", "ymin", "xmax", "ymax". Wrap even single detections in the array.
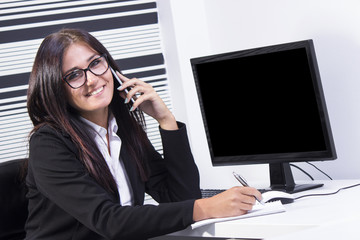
[{"xmin": 0, "ymin": 159, "xmax": 28, "ymax": 240}]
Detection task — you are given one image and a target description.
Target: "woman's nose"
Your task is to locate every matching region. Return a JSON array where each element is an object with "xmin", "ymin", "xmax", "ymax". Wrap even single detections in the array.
[{"xmin": 85, "ymin": 71, "xmax": 98, "ymax": 86}]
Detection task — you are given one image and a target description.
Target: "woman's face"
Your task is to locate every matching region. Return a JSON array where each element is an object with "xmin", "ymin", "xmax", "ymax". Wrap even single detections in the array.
[{"xmin": 62, "ymin": 43, "xmax": 114, "ymax": 120}]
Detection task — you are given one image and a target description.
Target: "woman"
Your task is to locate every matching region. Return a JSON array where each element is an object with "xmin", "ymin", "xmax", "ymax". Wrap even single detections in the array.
[{"xmin": 25, "ymin": 28, "xmax": 262, "ymax": 240}]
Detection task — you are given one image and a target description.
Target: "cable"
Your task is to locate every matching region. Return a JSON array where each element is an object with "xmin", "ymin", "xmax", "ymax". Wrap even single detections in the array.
[
  {"xmin": 294, "ymin": 183, "xmax": 360, "ymax": 200},
  {"xmin": 306, "ymin": 162, "xmax": 333, "ymax": 180},
  {"xmin": 290, "ymin": 164, "xmax": 314, "ymax": 180},
  {"xmin": 290, "ymin": 162, "xmax": 333, "ymax": 181}
]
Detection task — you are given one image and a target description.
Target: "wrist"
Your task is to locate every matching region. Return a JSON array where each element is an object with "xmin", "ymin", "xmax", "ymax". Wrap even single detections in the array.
[
  {"xmin": 193, "ymin": 199, "xmax": 210, "ymax": 222},
  {"xmin": 158, "ymin": 113, "xmax": 178, "ymax": 130}
]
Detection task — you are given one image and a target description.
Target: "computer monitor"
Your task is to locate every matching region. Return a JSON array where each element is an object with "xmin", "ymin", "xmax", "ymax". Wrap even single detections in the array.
[{"xmin": 190, "ymin": 40, "xmax": 337, "ymax": 193}]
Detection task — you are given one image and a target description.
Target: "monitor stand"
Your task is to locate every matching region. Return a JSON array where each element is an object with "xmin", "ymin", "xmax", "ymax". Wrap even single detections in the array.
[{"xmin": 268, "ymin": 162, "xmax": 323, "ymax": 194}]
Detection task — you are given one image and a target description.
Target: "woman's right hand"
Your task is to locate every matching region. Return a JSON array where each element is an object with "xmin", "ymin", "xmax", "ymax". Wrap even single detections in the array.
[{"xmin": 193, "ymin": 186, "xmax": 262, "ymax": 222}]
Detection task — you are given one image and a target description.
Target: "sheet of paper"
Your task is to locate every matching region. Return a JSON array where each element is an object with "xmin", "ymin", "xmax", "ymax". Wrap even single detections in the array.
[{"xmin": 191, "ymin": 200, "xmax": 285, "ymax": 229}]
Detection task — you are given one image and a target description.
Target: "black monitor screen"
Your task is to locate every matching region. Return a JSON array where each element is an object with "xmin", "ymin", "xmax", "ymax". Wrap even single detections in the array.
[{"xmin": 191, "ymin": 40, "xmax": 337, "ymax": 193}]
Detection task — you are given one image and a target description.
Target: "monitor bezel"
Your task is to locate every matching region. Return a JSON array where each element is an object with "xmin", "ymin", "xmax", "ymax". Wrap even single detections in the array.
[{"xmin": 190, "ymin": 40, "xmax": 337, "ymax": 167}]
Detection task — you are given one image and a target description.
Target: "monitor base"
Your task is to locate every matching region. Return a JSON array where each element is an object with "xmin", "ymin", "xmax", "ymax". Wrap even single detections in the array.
[
  {"xmin": 270, "ymin": 183, "xmax": 324, "ymax": 194},
  {"xmin": 268, "ymin": 162, "xmax": 324, "ymax": 193}
]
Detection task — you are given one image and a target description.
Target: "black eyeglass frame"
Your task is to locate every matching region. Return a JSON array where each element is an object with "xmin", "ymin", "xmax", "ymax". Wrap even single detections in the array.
[{"xmin": 62, "ymin": 53, "xmax": 109, "ymax": 89}]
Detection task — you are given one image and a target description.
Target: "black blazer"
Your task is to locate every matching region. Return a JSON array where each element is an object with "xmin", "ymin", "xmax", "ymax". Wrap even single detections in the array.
[{"xmin": 25, "ymin": 122, "xmax": 201, "ymax": 240}]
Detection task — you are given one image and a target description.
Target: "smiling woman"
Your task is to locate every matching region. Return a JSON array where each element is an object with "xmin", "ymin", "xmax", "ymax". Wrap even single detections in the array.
[{"xmin": 25, "ymin": 28, "xmax": 202, "ymax": 239}]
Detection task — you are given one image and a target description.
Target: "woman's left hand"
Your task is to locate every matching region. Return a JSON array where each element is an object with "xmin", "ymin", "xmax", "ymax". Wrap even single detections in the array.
[{"xmin": 116, "ymin": 72, "xmax": 178, "ymax": 130}]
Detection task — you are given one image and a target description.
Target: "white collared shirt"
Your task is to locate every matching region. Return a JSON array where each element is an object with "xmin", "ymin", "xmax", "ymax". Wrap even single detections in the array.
[{"xmin": 81, "ymin": 115, "xmax": 134, "ymax": 206}]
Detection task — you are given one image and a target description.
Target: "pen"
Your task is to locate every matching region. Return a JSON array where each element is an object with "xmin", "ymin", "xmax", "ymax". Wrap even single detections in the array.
[{"xmin": 232, "ymin": 171, "xmax": 264, "ymax": 205}]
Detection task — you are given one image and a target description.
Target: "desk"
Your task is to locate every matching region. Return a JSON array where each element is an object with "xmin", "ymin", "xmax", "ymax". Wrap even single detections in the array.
[{"xmin": 153, "ymin": 179, "xmax": 360, "ymax": 240}]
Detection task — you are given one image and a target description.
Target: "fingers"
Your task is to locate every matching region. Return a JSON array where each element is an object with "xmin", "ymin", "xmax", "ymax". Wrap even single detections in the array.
[
  {"xmin": 219, "ymin": 186, "xmax": 262, "ymax": 212},
  {"xmin": 230, "ymin": 187, "xmax": 258, "ymax": 208},
  {"xmin": 115, "ymin": 72, "xmax": 153, "ymax": 110},
  {"xmin": 127, "ymin": 85, "xmax": 157, "ymax": 111},
  {"xmin": 194, "ymin": 186, "xmax": 261, "ymax": 221},
  {"xmin": 240, "ymin": 186, "xmax": 263, "ymax": 203}
]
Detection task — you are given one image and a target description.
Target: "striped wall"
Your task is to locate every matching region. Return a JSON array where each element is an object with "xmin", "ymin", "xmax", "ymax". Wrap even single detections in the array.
[{"xmin": 0, "ymin": 0, "xmax": 171, "ymax": 163}]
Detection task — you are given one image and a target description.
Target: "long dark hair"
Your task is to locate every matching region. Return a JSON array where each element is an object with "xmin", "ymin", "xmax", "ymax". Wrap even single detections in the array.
[{"xmin": 27, "ymin": 28, "xmax": 150, "ymax": 195}]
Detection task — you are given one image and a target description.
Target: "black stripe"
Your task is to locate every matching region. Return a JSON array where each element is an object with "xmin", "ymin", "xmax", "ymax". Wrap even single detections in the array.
[
  {"xmin": 0, "ymin": 73, "xmax": 30, "ymax": 89},
  {"xmin": 0, "ymin": 2, "xmax": 157, "ymax": 27},
  {"xmin": 0, "ymin": 12, "xmax": 158, "ymax": 43},
  {"xmin": 115, "ymin": 53, "xmax": 164, "ymax": 70},
  {"xmin": 125, "ymin": 68, "xmax": 165, "ymax": 79},
  {"xmin": 0, "ymin": 89, "xmax": 27, "ymax": 100}
]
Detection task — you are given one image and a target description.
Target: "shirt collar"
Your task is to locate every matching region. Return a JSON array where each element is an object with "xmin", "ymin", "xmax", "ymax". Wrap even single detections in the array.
[{"xmin": 80, "ymin": 113, "xmax": 118, "ymax": 137}]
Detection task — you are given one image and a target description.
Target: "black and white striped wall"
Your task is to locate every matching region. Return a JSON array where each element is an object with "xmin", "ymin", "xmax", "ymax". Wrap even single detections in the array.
[{"xmin": 0, "ymin": 0, "xmax": 172, "ymax": 163}]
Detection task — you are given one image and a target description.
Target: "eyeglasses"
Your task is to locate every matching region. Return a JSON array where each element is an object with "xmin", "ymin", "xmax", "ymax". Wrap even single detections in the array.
[{"xmin": 62, "ymin": 54, "xmax": 109, "ymax": 89}]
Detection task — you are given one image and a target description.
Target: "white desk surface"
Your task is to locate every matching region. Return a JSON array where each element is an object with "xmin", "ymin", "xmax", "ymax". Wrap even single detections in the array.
[{"xmin": 166, "ymin": 179, "xmax": 360, "ymax": 240}]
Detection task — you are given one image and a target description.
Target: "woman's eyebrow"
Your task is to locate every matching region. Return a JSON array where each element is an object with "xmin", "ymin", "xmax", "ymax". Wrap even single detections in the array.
[
  {"xmin": 87, "ymin": 53, "xmax": 98, "ymax": 62},
  {"xmin": 63, "ymin": 54, "xmax": 99, "ymax": 75},
  {"xmin": 63, "ymin": 67, "xmax": 79, "ymax": 76}
]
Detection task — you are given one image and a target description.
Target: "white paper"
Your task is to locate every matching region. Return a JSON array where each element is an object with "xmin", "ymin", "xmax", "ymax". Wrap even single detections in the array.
[{"xmin": 191, "ymin": 200, "xmax": 286, "ymax": 229}]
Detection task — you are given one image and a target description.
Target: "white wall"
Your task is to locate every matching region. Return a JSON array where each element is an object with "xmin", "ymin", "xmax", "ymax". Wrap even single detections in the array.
[{"xmin": 157, "ymin": 0, "xmax": 360, "ymax": 189}]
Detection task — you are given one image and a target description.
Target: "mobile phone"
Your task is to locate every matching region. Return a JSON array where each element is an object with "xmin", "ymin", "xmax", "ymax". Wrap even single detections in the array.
[{"xmin": 110, "ymin": 66, "xmax": 135, "ymax": 104}]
